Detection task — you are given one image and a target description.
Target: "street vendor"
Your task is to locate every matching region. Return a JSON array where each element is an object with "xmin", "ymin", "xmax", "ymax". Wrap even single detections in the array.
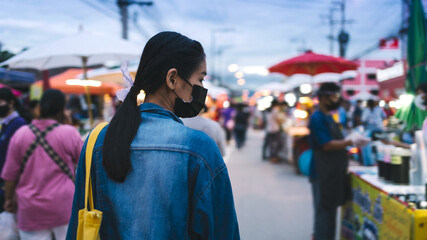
[{"xmin": 308, "ymin": 82, "xmax": 369, "ymax": 240}]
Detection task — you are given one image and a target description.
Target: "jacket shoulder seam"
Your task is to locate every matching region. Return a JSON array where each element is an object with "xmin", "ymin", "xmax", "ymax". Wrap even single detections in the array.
[{"xmin": 194, "ymin": 163, "xmax": 227, "ymax": 205}]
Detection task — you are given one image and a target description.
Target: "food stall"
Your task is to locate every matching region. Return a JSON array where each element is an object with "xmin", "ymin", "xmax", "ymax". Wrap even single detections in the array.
[{"xmin": 340, "ymin": 131, "xmax": 427, "ymax": 240}]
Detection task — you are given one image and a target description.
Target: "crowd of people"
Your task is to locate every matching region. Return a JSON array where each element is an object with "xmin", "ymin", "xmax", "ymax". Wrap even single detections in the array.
[{"xmin": 0, "ymin": 31, "xmax": 422, "ymax": 240}]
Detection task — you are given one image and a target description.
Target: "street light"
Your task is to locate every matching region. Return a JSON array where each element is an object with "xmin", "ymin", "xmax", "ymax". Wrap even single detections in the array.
[{"xmin": 228, "ymin": 64, "xmax": 239, "ymax": 72}]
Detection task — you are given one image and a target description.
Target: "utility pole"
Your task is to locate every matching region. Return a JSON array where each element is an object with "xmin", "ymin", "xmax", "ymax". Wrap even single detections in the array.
[
  {"xmin": 327, "ymin": 7, "xmax": 337, "ymax": 55},
  {"xmin": 117, "ymin": 0, "xmax": 153, "ymax": 40},
  {"xmin": 334, "ymin": 0, "xmax": 354, "ymax": 57}
]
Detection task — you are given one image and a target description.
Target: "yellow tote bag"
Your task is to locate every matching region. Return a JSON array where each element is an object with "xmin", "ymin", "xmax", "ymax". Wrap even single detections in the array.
[{"xmin": 77, "ymin": 122, "xmax": 108, "ymax": 240}]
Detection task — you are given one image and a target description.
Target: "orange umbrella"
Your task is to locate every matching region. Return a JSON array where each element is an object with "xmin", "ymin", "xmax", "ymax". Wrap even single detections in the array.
[{"xmin": 33, "ymin": 69, "xmax": 122, "ymax": 95}]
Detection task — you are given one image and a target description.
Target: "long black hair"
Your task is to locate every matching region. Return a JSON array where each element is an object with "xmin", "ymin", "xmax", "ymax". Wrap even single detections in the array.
[{"xmin": 102, "ymin": 31, "xmax": 205, "ymax": 182}]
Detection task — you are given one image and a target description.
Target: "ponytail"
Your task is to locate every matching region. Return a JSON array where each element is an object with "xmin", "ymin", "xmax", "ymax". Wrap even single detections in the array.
[{"xmin": 102, "ymin": 88, "xmax": 141, "ymax": 182}]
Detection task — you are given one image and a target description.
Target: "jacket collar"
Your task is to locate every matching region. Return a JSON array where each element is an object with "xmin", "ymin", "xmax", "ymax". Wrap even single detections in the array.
[{"xmin": 138, "ymin": 103, "xmax": 183, "ymax": 124}]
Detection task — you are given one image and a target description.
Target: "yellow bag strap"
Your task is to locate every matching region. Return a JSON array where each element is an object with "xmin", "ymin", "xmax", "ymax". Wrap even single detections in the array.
[{"xmin": 84, "ymin": 122, "xmax": 108, "ymax": 210}]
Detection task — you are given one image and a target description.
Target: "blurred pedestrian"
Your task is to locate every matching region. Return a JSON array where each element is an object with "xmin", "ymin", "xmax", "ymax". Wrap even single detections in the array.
[
  {"xmin": 233, "ymin": 103, "xmax": 250, "ymax": 149},
  {"xmin": 67, "ymin": 31, "xmax": 239, "ymax": 239},
  {"xmin": 220, "ymin": 105, "xmax": 235, "ymax": 145},
  {"xmin": 0, "ymin": 87, "xmax": 27, "ymax": 212},
  {"xmin": 308, "ymin": 83, "xmax": 368, "ymax": 240},
  {"xmin": 182, "ymin": 105, "xmax": 227, "ymax": 156},
  {"xmin": 265, "ymin": 100, "xmax": 284, "ymax": 163},
  {"xmin": 1, "ymin": 89, "xmax": 83, "ymax": 240},
  {"xmin": 352, "ymin": 100, "xmax": 363, "ymax": 127},
  {"xmin": 362, "ymin": 99, "xmax": 386, "ymax": 132}
]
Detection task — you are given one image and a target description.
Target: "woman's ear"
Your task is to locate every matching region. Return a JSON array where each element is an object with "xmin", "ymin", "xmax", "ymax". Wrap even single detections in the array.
[{"xmin": 166, "ymin": 68, "xmax": 178, "ymax": 90}]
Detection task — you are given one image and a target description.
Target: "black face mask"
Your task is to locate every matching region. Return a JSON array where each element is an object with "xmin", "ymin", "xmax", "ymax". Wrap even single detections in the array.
[
  {"xmin": 0, "ymin": 105, "xmax": 10, "ymax": 118},
  {"xmin": 325, "ymin": 97, "xmax": 342, "ymax": 111},
  {"xmin": 173, "ymin": 79, "xmax": 208, "ymax": 118}
]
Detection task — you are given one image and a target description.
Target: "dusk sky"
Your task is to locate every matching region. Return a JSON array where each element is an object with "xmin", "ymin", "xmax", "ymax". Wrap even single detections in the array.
[{"xmin": 0, "ymin": 0, "xmax": 412, "ymax": 89}]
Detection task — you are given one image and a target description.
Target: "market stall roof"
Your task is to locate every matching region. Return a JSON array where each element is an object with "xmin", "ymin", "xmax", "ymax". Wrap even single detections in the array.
[
  {"xmin": 33, "ymin": 69, "xmax": 121, "ymax": 95},
  {"xmin": 0, "ymin": 68, "xmax": 35, "ymax": 83}
]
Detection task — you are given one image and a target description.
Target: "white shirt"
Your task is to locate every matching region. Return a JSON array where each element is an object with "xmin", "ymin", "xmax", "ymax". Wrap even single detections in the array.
[
  {"xmin": 182, "ymin": 116, "xmax": 227, "ymax": 156},
  {"xmin": 266, "ymin": 107, "xmax": 283, "ymax": 133},
  {"xmin": 361, "ymin": 107, "xmax": 386, "ymax": 131}
]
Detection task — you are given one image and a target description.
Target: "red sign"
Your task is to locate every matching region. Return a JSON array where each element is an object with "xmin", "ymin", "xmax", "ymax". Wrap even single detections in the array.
[{"xmin": 379, "ymin": 38, "xmax": 399, "ymax": 49}]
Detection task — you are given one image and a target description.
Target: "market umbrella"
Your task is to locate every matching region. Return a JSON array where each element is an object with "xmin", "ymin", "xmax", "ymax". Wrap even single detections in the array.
[
  {"xmin": 268, "ymin": 50, "xmax": 358, "ymax": 76},
  {"xmin": 395, "ymin": 0, "xmax": 427, "ymax": 130},
  {"xmin": 1, "ymin": 31, "xmax": 143, "ymax": 126},
  {"xmin": 1, "ymin": 31, "xmax": 142, "ymax": 70}
]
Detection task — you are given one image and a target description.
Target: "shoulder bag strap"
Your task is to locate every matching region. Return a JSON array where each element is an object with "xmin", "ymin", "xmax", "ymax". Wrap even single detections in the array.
[{"xmin": 84, "ymin": 122, "xmax": 108, "ymax": 211}]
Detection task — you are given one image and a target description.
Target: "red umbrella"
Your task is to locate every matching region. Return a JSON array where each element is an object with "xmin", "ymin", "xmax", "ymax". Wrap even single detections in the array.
[{"xmin": 268, "ymin": 50, "xmax": 358, "ymax": 76}]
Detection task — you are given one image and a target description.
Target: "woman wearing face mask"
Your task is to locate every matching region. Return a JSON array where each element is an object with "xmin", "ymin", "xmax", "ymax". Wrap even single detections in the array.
[
  {"xmin": 67, "ymin": 32, "xmax": 240, "ymax": 240},
  {"xmin": 0, "ymin": 87, "xmax": 27, "ymax": 212}
]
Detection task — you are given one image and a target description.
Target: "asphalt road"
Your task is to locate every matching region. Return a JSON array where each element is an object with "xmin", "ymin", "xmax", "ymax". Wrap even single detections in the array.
[{"xmin": 226, "ymin": 129, "xmax": 314, "ymax": 240}]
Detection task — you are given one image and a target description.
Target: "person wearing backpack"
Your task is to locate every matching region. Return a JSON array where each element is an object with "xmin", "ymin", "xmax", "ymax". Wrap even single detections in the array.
[{"xmin": 2, "ymin": 89, "xmax": 83, "ymax": 240}]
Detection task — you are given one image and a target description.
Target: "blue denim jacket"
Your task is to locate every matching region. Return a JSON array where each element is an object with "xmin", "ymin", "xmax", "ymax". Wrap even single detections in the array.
[{"xmin": 66, "ymin": 103, "xmax": 240, "ymax": 240}]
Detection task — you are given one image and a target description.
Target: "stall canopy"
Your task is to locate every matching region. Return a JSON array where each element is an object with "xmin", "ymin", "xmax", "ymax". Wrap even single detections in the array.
[
  {"xmin": 0, "ymin": 68, "xmax": 35, "ymax": 84},
  {"xmin": 33, "ymin": 69, "xmax": 121, "ymax": 95}
]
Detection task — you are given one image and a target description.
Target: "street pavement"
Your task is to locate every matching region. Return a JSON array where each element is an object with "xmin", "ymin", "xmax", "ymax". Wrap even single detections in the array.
[{"xmin": 226, "ymin": 129, "xmax": 314, "ymax": 240}]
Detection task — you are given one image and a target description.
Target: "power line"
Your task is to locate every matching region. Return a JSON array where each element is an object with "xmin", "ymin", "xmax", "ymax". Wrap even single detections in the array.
[{"xmin": 79, "ymin": 0, "xmax": 120, "ymax": 20}]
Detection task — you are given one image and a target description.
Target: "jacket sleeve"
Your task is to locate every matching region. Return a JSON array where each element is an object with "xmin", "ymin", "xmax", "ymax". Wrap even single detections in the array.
[
  {"xmin": 191, "ymin": 164, "xmax": 240, "ymax": 240},
  {"xmin": 66, "ymin": 138, "xmax": 88, "ymax": 240}
]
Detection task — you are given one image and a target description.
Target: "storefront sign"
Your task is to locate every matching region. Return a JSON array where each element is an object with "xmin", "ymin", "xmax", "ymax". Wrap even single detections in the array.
[{"xmin": 377, "ymin": 62, "xmax": 405, "ymax": 82}]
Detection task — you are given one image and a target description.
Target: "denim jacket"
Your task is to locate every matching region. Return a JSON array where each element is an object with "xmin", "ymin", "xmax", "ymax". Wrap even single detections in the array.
[{"xmin": 66, "ymin": 103, "xmax": 240, "ymax": 240}]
